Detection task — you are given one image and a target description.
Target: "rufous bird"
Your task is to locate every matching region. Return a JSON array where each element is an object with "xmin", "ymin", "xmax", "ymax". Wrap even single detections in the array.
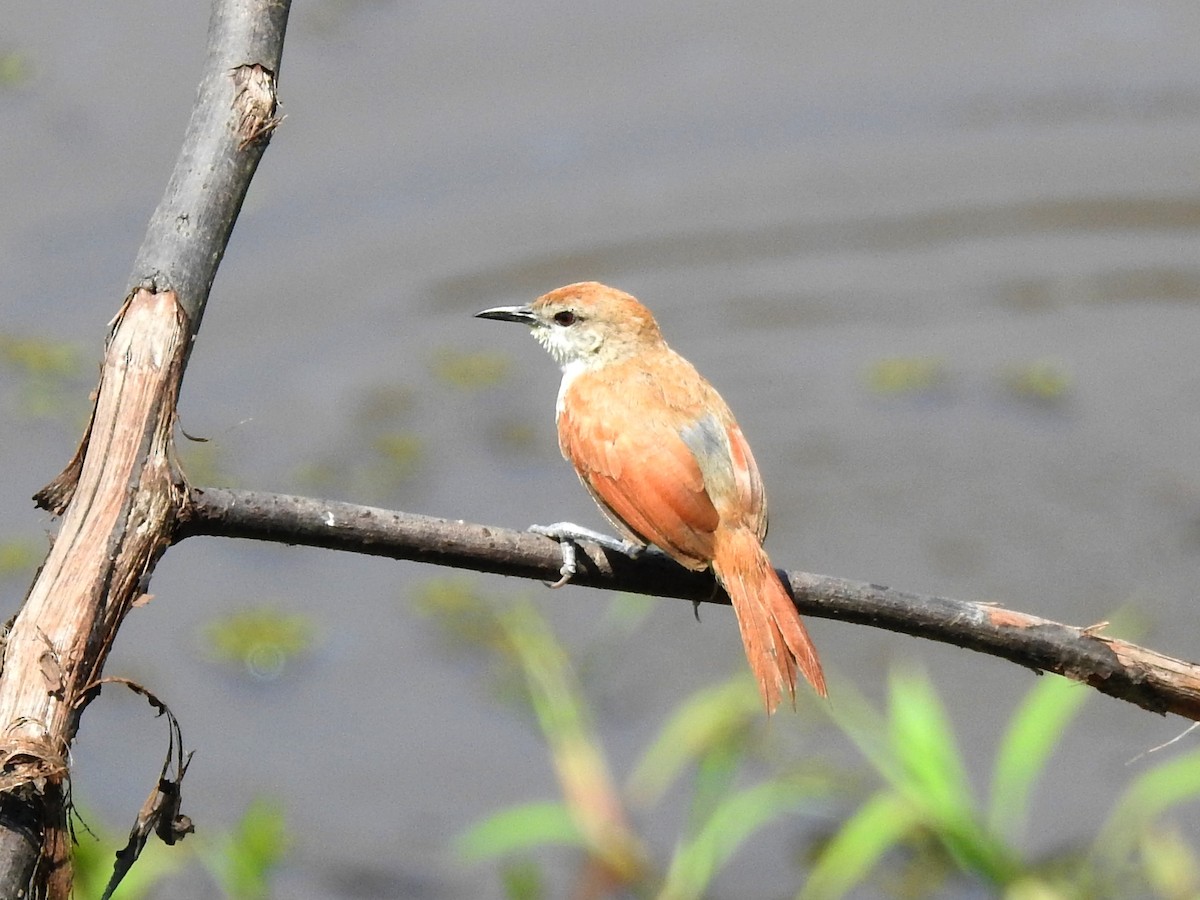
[{"xmin": 477, "ymin": 282, "xmax": 826, "ymax": 711}]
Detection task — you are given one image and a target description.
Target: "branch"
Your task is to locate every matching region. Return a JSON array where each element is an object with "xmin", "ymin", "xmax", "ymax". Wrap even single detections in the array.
[
  {"xmin": 0, "ymin": 2, "xmax": 290, "ymax": 895},
  {"xmin": 180, "ymin": 487, "xmax": 1200, "ymax": 722},
  {"xmin": 126, "ymin": 0, "xmax": 286, "ymax": 326}
]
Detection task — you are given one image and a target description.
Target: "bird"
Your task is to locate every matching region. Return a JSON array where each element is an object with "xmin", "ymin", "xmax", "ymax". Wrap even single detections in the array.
[{"xmin": 477, "ymin": 281, "xmax": 826, "ymax": 711}]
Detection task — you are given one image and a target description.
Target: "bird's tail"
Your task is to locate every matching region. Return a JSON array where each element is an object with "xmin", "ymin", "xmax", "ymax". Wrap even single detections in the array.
[{"xmin": 711, "ymin": 527, "xmax": 827, "ymax": 711}]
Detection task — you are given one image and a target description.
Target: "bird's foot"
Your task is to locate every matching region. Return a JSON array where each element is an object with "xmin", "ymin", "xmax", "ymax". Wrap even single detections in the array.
[{"xmin": 529, "ymin": 522, "xmax": 643, "ymax": 588}]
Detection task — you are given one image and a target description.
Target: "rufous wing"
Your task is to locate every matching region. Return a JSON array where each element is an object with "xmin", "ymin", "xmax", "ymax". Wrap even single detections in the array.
[{"xmin": 559, "ymin": 413, "xmax": 717, "ymax": 569}]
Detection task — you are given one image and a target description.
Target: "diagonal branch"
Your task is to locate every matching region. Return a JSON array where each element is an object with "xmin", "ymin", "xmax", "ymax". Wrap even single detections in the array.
[
  {"xmin": 0, "ymin": 2, "xmax": 290, "ymax": 896},
  {"xmin": 180, "ymin": 487, "xmax": 1200, "ymax": 722}
]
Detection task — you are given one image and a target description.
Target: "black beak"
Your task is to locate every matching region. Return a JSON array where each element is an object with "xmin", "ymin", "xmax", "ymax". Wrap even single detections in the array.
[{"xmin": 475, "ymin": 305, "xmax": 538, "ymax": 325}]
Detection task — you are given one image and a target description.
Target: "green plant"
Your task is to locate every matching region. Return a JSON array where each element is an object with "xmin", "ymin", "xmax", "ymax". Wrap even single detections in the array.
[
  {"xmin": 804, "ymin": 669, "xmax": 1085, "ymax": 897},
  {"xmin": 72, "ymin": 799, "xmax": 289, "ymax": 898},
  {"xmin": 0, "ymin": 332, "xmax": 88, "ymax": 421},
  {"xmin": 416, "ymin": 578, "xmax": 834, "ymax": 899},
  {"xmin": 200, "ymin": 606, "xmax": 316, "ymax": 680},
  {"xmin": 429, "ymin": 347, "xmax": 513, "ymax": 389},
  {"xmin": 198, "ymin": 798, "xmax": 290, "ymax": 899},
  {"xmin": 808, "ymin": 668, "xmax": 1200, "ymax": 899},
  {"xmin": 421, "ymin": 579, "xmax": 1200, "ymax": 899}
]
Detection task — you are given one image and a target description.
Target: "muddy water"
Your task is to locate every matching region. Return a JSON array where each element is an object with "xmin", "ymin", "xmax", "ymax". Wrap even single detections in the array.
[{"xmin": 5, "ymin": 1, "xmax": 1200, "ymax": 896}]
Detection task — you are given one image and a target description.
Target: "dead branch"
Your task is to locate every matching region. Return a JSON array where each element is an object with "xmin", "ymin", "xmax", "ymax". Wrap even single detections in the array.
[
  {"xmin": 0, "ymin": 2, "xmax": 290, "ymax": 895},
  {"xmin": 180, "ymin": 486, "xmax": 1200, "ymax": 722}
]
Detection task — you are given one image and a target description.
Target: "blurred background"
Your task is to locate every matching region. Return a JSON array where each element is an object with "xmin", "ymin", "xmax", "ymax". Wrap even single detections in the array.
[{"xmin": 4, "ymin": 1, "xmax": 1200, "ymax": 896}]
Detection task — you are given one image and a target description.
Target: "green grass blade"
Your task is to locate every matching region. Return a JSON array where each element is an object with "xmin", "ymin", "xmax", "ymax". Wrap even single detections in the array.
[
  {"xmin": 1138, "ymin": 824, "xmax": 1200, "ymax": 899},
  {"xmin": 685, "ymin": 740, "xmax": 745, "ymax": 839},
  {"xmin": 457, "ymin": 801, "xmax": 585, "ymax": 863},
  {"xmin": 500, "ymin": 858, "xmax": 546, "ymax": 900},
  {"xmin": 888, "ymin": 668, "xmax": 973, "ymax": 817},
  {"xmin": 627, "ymin": 675, "xmax": 760, "ymax": 806},
  {"xmin": 199, "ymin": 799, "xmax": 290, "ymax": 900},
  {"xmin": 800, "ymin": 790, "xmax": 920, "ymax": 900},
  {"xmin": 887, "ymin": 669, "xmax": 1020, "ymax": 884},
  {"xmin": 1095, "ymin": 748, "xmax": 1200, "ymax": 866},
  {"xmin": 821, "ymin": 674, "xmax": 899, "ymax": 783},
  {"xmin": 658, "ymin": 777, "xmax": 829, "ymax": 900},
  {"xmin": 496, "ymin": 600, "xmax": 649, "ymax": 884},
  {"xmin": 988, "ymin": 675, "xmax": 1088, "ymax": 840}
]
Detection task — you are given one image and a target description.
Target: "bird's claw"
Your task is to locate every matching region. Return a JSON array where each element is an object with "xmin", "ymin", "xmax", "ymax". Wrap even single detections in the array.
[
  {"xmin": 547, "ymin": 538, "xmax": 577, "ymax": 588},
  {"xmin": 529, "ymin": 522, "xmax": 643, "ymax": 587}
]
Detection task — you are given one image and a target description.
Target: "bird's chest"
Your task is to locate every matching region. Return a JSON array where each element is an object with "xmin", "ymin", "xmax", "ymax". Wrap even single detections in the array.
[
  {"xmin": 555, "ymin": 363, "xmax": 668, "ymax": 433},
  {"xmin": 554, "ymin": 359, "xmax": 591, "ymax": 419}
]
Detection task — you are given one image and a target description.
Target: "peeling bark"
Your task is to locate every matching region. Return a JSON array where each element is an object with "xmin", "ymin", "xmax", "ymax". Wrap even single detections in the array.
[
  {"xmin": 0, "ymin": 1, "xmax": 290, "ymax": 894},
  {"xmin": 0, "ymin": 289, "xmax": 190, "ymax": 895}
]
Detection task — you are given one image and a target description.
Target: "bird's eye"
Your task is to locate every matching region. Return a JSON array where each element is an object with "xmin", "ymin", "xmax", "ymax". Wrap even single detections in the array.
[{"xmin": 553, "ymin": 310, "xmax": 577, "ymax": 326}]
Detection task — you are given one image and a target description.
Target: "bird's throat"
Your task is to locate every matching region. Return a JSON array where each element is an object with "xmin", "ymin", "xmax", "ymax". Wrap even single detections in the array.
[{"xmin": 555, "ymin": 358, "xmax": 590, "ymax": 418}]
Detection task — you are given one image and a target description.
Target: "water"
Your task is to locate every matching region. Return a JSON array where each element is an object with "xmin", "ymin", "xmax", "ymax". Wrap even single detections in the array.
[{"xmin": 4, "ymin": 1, "xmax": 1200, "ymax": 895}]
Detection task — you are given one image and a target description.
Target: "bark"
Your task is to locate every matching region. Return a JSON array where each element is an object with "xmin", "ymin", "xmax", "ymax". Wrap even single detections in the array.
[
  {"xmin": 181, "ymin": 488, "xmax": 1200, "ymax": 722},
  {"xmin": 0, "ymin": 2, "xmax": 289, "ymax": 895}
]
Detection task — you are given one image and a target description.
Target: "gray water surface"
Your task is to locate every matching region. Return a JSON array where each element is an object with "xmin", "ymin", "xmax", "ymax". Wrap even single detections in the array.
[{"xmin": 5, "ymin": 2, "xmax": 1200, "ymax": 896}]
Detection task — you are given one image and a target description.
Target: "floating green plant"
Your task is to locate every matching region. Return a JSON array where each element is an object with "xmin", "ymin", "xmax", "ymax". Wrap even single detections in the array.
[
  {"xmin": 864, "ymin": 356, "xmax": 949, "ymax": 396},
  {"xmin": 201, "ymin": 607, "xmax": 316, "ymax": 680},
  {"xmin": 0, "ymin": 538, "xmax": 39, "ymax": 579},
  {"xmin": 0, "ymin": 52, "xmax": 32, "ymax": 88},
  {"xmin": 1001, "ymin": 359, "xmax": 1072, "ymax": 404},
  {"xmin": 430, "ymin": 348, "xmax": 513, "ymax": 389}
]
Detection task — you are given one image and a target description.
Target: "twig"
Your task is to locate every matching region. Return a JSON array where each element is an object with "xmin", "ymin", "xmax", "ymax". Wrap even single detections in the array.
[{"xmin": 180, "ymin": 486, "xmax": 1200, "ymax": 722}]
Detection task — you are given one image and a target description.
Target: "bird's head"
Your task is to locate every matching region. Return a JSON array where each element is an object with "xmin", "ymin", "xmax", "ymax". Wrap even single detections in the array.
[{"xmin": 477, "ymin": 281, "xmax": 664, "ymax": 369}]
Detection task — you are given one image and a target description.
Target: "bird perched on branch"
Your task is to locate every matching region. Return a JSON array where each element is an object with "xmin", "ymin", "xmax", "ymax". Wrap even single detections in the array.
[{"xmin": 477, "ymin": 282, "xmax": 826, "ymax": 711}]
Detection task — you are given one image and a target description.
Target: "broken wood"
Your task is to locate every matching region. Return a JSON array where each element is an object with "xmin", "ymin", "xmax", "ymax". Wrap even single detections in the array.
[{"xmin": 0, "ymin": 2, "xmax": 290, "ymax": 895}]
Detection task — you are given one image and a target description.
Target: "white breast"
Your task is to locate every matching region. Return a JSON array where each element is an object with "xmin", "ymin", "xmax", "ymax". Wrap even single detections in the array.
[{"xmin": 555, "ymin": 358, "xmax": 589, "ymax": 419}]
